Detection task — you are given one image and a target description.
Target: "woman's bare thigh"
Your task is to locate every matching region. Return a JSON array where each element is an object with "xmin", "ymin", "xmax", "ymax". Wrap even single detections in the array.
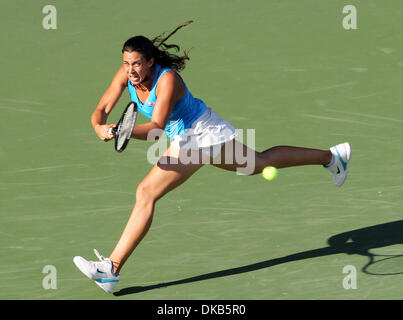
[{"xmin": 139, "ymin": 145, "xmax": 205, "ymax": 202}]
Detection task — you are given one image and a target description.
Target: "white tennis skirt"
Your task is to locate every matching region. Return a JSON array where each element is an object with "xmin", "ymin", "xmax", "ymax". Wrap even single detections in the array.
[{"xmin": 170, "ymin": 107, "xmax": 238, "ymax": 158}]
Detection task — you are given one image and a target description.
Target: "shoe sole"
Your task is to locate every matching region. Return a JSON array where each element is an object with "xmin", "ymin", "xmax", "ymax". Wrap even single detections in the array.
[
  {"xmin": 337, "ymin": 142, "xmax": 351, "ymax": 163},
  {"xmin": 94, "ymin": 280, "xmax": 118, "ymax": 293}
]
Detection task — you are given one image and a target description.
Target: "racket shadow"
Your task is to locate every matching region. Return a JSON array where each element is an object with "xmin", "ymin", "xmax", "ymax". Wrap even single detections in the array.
[{"xmin": 113, "ymin": 219, "xmax": 403, "ymax": 296}]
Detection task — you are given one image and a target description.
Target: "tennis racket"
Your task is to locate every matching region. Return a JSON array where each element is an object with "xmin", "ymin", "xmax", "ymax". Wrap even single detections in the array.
[{"xmin": 108, "ymin": 101, "xmax": 138, "ymax": 152}]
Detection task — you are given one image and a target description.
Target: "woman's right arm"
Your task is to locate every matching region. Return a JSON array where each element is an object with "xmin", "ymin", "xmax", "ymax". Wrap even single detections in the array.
[{"xmin": 91, "ymin": 65, "xmax": 127, "ymax": 141}]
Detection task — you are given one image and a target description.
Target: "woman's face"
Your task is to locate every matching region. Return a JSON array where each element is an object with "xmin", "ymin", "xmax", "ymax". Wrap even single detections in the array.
[{"xmin": 123, "ymin": 51, "xmax": 154, "ymax": 86}]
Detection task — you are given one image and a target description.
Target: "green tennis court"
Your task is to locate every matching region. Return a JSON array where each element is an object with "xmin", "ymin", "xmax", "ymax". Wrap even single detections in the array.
[{"xmin": 1, "ymin": 0, "xmax": 403, "ymax": 300}]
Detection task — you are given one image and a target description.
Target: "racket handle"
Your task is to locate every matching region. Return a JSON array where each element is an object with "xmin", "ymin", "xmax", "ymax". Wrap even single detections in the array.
[{"xmin": 108, "ymin": 127, "xmax": 115, "ymax": 136}]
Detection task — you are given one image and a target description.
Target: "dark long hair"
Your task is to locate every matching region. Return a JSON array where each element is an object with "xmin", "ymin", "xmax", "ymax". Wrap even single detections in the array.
[{"xmin": 122, "ymin": 21, "xmax": 193, "ymax": 72}]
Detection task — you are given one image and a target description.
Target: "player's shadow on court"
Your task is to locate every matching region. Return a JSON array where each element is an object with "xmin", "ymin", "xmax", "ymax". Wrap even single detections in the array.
[{"xmin": 113, "ymin": 219, "xmax": 403, "ymax": 296}]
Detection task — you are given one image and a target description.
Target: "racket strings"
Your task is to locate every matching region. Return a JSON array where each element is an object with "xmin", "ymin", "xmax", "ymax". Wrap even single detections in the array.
[{"xmin": 116, "ymin": 103, "xmax": 137, "ymax": 151}]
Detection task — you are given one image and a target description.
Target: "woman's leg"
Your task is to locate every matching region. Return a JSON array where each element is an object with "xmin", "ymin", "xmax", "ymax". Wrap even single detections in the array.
[
  {"xmin": 211, "ymin": 139, "xmax": 332, "ymax": 174},
  {"xmin": 109, "ymin": 146, "xmax": 204, "ymax": 274}
]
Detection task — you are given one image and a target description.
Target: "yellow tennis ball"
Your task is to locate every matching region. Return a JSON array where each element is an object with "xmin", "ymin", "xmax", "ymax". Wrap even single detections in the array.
[{"xmin": 262, "ymin": 166, "xmax": 278, "ymax": 180}]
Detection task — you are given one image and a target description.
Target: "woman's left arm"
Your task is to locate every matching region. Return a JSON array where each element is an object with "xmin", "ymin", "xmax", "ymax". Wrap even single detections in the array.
[{"xmin": 131, "ymin": 71, "xmax": 184, "ymax": 140}]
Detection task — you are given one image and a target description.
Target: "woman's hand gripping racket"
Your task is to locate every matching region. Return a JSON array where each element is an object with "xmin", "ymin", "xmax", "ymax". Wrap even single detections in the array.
[{"xmin": 108, "ymin": 101, "xmax": 138, "ymax": 152}]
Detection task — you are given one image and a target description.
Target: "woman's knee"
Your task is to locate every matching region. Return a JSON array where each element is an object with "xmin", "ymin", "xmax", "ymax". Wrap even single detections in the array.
[{"xmin": 136, "ymin": 180, "xmax": 158, "ymax": 205}]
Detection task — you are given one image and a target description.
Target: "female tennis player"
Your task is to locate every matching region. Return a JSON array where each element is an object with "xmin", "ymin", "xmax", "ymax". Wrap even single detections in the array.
[{"xmin": 73, "ymin": 22, "xmax": 352, "ymax": 293}]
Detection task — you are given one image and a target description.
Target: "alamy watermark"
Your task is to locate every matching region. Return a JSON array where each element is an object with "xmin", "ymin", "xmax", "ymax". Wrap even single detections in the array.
[
  {"xmin": 342, "ymin": 5, "xmax": 357, "ymax": 30},
  {"xmin": 146, "ymin": 128, "xmax": 257, "ymax": 175},
  {"xmin": 42, "ymin": 4, "xmax": 357, "ymax": 31},
  {"xmin": 42, "ymin": 5, "xmax": 57, "ymax": 30},
  {"xmin": 42, "ymin": 265, "xmax": 57, "ymax": 290},
  {"xmin": 342, "ymin": 265, "xmax": 357, "ymax": 290}
]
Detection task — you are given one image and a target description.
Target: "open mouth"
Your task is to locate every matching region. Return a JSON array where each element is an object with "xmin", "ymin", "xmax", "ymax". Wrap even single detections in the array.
[{"xmin": 129, "ymin": 74, "xmax": 140, "ymax": 82}]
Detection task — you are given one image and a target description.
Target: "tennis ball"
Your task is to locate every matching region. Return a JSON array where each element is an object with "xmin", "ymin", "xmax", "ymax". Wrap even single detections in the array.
[{"xmin": 262, "ymin": 166, "xmax": 278, "ymax": 181}]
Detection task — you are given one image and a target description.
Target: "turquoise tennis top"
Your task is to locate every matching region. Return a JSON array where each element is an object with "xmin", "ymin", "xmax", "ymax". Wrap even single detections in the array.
[{"xmin": 127, "ymin": 64, "xmax": 207, "ymax": 139}]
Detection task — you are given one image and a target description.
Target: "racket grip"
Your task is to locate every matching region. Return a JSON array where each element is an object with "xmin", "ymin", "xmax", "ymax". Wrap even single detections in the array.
[{"xmin": 108, "ymin": 127, "xmax": 115, "ymax": 136}]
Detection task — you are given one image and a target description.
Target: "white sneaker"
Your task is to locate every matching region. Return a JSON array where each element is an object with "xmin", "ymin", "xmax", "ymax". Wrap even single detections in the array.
[
  {"xmin": 73, "ymin": 249, "xmax": 120, "ymax": 293},
  {"xmin": 324, "ymin": 142, "xmax": 352, "ymax": 187}
]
